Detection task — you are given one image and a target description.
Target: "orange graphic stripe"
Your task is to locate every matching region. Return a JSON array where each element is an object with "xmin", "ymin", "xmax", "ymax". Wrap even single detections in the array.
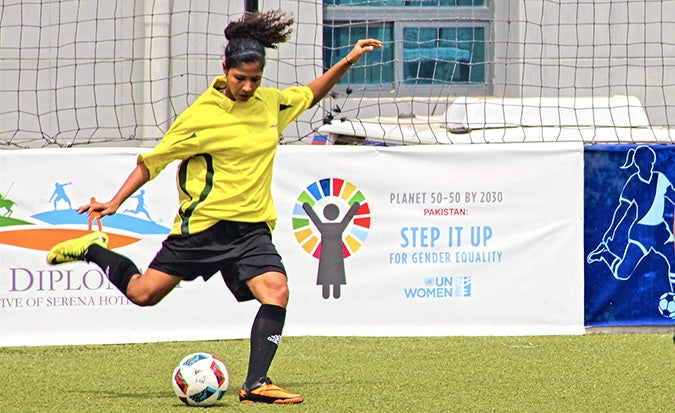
[{"xmin": 0, "ymin": 228, "xmax": 140, "ymax": 251}]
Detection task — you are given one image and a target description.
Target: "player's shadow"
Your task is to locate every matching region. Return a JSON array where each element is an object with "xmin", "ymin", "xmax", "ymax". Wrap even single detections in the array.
[
  {"xmin": 71, "ymin": 389, "xmax": 240, "ymax": 409},
  {"xmin": 69, "ymin": 389, "xmax": 170, "ymax": 400}
]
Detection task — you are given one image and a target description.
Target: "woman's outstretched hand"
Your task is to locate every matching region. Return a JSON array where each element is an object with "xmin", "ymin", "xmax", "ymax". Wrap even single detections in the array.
[
  {"xmin": 77, "ymin": 198, "xmax": 120, "ymax": 218},
  {"xmin": 345, "ymin": 38, "xmax": 383, "ymax": 65}
]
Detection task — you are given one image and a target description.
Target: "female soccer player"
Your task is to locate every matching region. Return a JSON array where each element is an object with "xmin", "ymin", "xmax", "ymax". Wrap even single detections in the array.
[{"xmin": 47, "ymin": 10, "xmax": 381, "ymax": 405}]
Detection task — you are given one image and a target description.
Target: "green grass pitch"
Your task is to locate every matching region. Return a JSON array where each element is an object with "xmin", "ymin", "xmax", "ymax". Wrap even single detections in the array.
[{"xmin": 1, "ymin": 334, "xmax": 674, "ymax": 412}]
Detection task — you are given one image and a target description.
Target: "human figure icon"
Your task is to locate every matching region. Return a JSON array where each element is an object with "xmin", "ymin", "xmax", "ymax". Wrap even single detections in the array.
[
  {"xmin": 0, "ymin": 193, "xmax": 15, "ymax": 217},
  {"xmin": 123, "ymin": 189, "xmax": 154, "ymax": 222},
  {"xmin": 49, "ymin": 182, "xmax": 72, "ymax": 210},
  {"xmin": 88, "ymin": 197, "xmax": 103, "ymax": 232},
  {"xmin": 302, "ymin": 201, "xmax": 360, "ymax": 299}
]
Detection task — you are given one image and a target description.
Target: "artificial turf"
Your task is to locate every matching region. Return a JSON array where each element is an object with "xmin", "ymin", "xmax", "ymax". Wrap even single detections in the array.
[{"xmin": 1, "ymin": 334, "xmax": 674, "ymax": 412}]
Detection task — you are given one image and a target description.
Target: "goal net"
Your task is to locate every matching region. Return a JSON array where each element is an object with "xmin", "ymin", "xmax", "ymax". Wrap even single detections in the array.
[{"xmin": 2, "ymin": 0, "xmax": 674, "ymax": 148}]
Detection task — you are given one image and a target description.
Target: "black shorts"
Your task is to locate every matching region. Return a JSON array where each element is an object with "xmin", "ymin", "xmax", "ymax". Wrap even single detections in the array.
[{"xmin": 148, "ymin": 221, "xmax": 286, "ymax": 302}]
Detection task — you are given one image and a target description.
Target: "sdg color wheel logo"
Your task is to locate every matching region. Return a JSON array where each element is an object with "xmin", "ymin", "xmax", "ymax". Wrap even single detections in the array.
[{"xmin": 292, "ymin": 178, "xmax": 371, "ymax": 299}]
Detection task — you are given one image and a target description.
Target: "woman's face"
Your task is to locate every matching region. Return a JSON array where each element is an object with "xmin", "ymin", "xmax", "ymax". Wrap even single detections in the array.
[{"xmin": 221, "ymin": 61, "xmax": 263, "ymax": 102}]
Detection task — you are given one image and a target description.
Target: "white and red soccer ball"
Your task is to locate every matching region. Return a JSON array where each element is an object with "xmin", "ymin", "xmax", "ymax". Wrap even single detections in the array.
[{"xmin": 172, "ymin": 352, "xmax": 229, "ymax": 406}]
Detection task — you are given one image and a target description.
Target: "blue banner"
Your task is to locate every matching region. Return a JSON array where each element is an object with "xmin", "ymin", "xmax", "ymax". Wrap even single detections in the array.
[{"xmin": 585, "ymin": 144, "xmax": 675, "ymax": 326}]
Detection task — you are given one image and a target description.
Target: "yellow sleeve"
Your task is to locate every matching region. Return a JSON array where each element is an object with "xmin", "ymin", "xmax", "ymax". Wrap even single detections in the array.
[
  {"xmin": 137, "ymin": 115, "xmax": 201, "ymax": 180},
  {"xmin": 277, "ymin": 86, "xmax": 314, "ymax": 132}
]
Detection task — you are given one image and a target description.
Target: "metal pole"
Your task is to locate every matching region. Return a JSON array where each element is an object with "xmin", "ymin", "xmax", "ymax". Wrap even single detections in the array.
[
  {"xmin": 245, "ymin": 0, "xmax": 258, "ymax": 13},
  {"xmin": 142, "ymin": 0, "xmax": 171, "ymax": 144}
]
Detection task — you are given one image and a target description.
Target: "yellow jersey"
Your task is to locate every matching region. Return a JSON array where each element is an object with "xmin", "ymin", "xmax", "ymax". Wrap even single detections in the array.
[{"xmin": 138, "ymin": 75, "xmax": 314, "ymax": 235}]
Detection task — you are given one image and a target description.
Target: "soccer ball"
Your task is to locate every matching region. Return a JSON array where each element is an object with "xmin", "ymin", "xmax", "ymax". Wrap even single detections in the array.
[
  {"xmin": 657, "ymin": 292, "xmax": 675, "ymax": 319},
  {"xmin": 172, "ymin": 352, "xmax": 229, "ymax": 406}
]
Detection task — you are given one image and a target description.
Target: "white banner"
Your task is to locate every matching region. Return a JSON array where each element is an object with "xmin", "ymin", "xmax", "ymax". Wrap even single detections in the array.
[{"xmin": 0, "ymin": 143, "xmax": 584, "ymax": 346}]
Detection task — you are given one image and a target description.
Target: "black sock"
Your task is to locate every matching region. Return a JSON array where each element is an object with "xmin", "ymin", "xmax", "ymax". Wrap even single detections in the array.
[
  {"xmin": 84, "ymin": 244, "xmax": 140, "ymax": 297},
  {"xmin": 245, "ymin": 304, "xmax": 286, "ymax": 388}
]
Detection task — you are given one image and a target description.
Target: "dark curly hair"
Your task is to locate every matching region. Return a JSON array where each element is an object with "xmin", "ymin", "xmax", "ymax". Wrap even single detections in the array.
[{"xmin": 224, "ymin": 10, "xmax": 294, "ymax": 69}]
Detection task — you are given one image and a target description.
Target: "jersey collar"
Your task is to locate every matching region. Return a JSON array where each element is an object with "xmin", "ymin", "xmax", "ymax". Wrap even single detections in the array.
[{"xmin": 211, "ymin": 75, "xmax": 261, "ymax": 112}]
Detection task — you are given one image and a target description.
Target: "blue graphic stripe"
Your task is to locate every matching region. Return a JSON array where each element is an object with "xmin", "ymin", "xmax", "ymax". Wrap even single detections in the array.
[
  {"xmin": 350, "ymin": 226, "xmax": 369, "ymax": 242},
  {"xmin": 306, "ymin": 182, "xmax": 323, "ymax": 201},
  {"xmin": 292, "ymin": 203, "xmax": 308, "ymax": 216},
  {"xmin": 31, "ymin": 210, "xmax": 170, "ymax": 234},
  {"xmin": 319, "ymin": 178, "xmax": 331, "ymax": 196}
]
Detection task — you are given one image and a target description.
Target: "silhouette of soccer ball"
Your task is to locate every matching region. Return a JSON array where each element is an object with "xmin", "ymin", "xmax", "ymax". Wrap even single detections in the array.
[
  {"xmin": 657, "ymin": 292, "xmax": 675, "ymax": 319},
  {"xmin": 172, "ymin": 352, "xmax": 229, "ymax": 406}
]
